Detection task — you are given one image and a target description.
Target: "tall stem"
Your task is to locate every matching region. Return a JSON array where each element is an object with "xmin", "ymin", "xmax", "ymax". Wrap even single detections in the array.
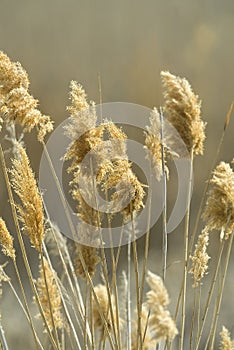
[{"xmin": 179, "ymin": 148, "xmax": 194, "ymax": 350}]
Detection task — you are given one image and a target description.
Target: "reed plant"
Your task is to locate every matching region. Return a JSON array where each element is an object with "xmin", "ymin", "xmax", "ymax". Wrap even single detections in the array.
[{"xmin": 0, "ymin": 51, "xmax": 233, "ymax": 350}]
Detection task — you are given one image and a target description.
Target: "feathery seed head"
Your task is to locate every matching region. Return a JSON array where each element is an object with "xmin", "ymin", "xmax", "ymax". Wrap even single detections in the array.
[
  {"xmin": 0, "ymin": 51, "xmax": 53, "ymax": 141},
  {"xmin": 145, "ymin": 271, "xmax": 178, "ymax": 343},
  {"xmin": 145, "ymin": 108, "xmax": 169, "ymax": 181},
  {"xmin": 11, "ymin": 143, "xmax": 45, "ymax": 251},
  {"xmin": 219, "ymin": 326, "xmax": 234, "ymax": 350},
  {"xmin": 189, "ymin": 228, "xmax": 210, "ymax": 287},
  {"xmin": 161, "ymin": 71, "xmax": 206, "ymax": 155},
  {"xmin": 0, "ymin": 218, "xmax": 15, "ymax": 260},
  {"xmin": 0, "ymin": 51, "xmax": 29, "ymax": 95},
  {"xmin": 203, "ymin": 161, "xmax": 234, "ymax": 239},
  {"xmin": 36, "ymin": 258, "xmax": 63, "ymax": 332}
]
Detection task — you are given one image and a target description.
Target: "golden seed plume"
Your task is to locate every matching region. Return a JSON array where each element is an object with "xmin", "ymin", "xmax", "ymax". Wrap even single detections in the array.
[
  {"xmin": 0, "ymin": 51, "xmax": 53, "ymax": 141},
  {"xmin": 36, "ymin": 258, "xmax": 63, "ymax": 332},
  {"xmin": 145, "ymin": 108, "xmax": 169, "ymax": 181},
  {"xmin": 189, "ymin": 228, "xmax": 210, "ymax": 287},
  {"xmin": 131, "ymin": 305, "xmax": 156, "ymax": 350},
  {"xmin": 219, "ymin": 326, "xmax": 234, "ymax": 350},
  {"xmin": 0, "ymin": 218, "xmax": 15, "ymax": 260},
  {"xmin": 145, "ymin": 271, "xmax": 178, "ymax": 343},
  {"xmin": 92, "ymin": 284, "xmax": 118, "ymax": 339},
  {"xmin": 161, "ymin": 71, "xmax": 206, "ymax": 155},
  {"xmin": 73, "ymin": 242, "xmax": 100, "ymax": 280},
  {"xmin": 10, "ymin": 143, "xmax": 45, "ymax": 251},
  {"xmin": 64, "ymin": 82, "xmax": 102, "ymax": 279},
  {"xmin": 0, "ymin": 51, "xmax": 29, "ymax": 95},
  {"xmin": 97, "ymin": 122, "xmax": 145, "ymax": 219},
  {"xmin": 203, "ymin": 161, "xmax": 234, "ymax": 239}
]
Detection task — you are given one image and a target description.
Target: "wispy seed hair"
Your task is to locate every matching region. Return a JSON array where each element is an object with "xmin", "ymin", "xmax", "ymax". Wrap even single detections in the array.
[
  {"xmin": 189, "ymin": 227, "xmax": 210, "ymax": 287},
  {"xmin": 36, "ymin": 258, "xmax": 63, "ymax": 332},
  {"xmin": 0, "ymin": 51, "xmax": 53, "ymax": 141},
  {"xmin": 0, "ymin": 218, "xmax": 15, "ymax": 260},
  {"xmin": 161, "ymin": 71, "xmax": 206, "ymax": 155},
  {"xmin": 203, "ymin": 161, "xmax": 234, "ymax": 239}
]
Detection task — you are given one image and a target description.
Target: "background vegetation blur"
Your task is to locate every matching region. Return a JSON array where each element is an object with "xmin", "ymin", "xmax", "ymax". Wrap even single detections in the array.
[{"xmin": 0, "ymin": 0, "xmax": 234, "ymax": 348}]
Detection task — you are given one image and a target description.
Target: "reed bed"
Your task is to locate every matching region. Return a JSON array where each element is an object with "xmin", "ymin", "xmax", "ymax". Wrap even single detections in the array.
[{"xmin": 0, "ymin": 51, "xmax": 233, "ymax": 350}]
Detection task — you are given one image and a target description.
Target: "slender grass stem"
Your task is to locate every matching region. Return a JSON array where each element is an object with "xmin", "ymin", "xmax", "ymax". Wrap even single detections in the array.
[
  {"xmin": 127, "ymin": 232, "xmax": 131, "ymax": 350},
  {"xmin": 159, "ymin": 107, "xmax": 168, "ymax": 282},
  {"xmin": 130, "ymin": 210, "xmax": 143, "ymax": 350},
  {"xmin": 194, "ymin": 239, "xmax": 225, "ymax": 350},
  {"xmin": 41, "ymin": 141, "xmax": 116, "ymax": 350},
  {"xmin": 0, "ymin": 144, "xmax": 58, "ymax": 350},
  {"xmin": 179, "ymin": 148, "xmax": 194, "ymax": 350},
  {"xmin": 208, "ymin": 229, "xmax": 234, "ymax": 349}
]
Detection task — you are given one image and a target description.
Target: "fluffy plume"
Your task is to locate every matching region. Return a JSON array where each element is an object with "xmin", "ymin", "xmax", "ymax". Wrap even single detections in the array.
[
  {"xmin": 36, "ymin": 258, "xmax": 63, "ymax": 332},
  {"xmin": 132, "ymin": 305, "xmax": 156, "ymax": 350},
  {"xmin": 144, "ymin": 271, "xmax": 178, "ymax": 344},
  {"xmin": 10, "ymin": 143, "xmax": 45, "ymax": 251},
  {"xmin": 219, "ymin": 326, "xmax": 234, "ymax": 350},
  {"xmin": 161, "ymin": 71, "xmax": 206, "ymax": 155},
  {"xmin": 203, "ymin": 161, "xmax": 234, "ymax": 239},
  {"xmin": 145, "ymin": 108, "xmax": 169, "ymax": 181},
  {"xmin": 0, "ymin": 51, "xmax": 53, "ymax": 141},
  {"xmin": 189, "ymin": 228, "xmax": 210, "ymax": 287},
  {"xmin": 0, "ymin": 218, "xmax": 15, "ymax": 260},
  {"xmin": 64, "ymin": 82, "xmax": 102, "ymax": 279},
  {"xmin": 92, "ymin": 284, "xmax": 117, "ymax": 339}
]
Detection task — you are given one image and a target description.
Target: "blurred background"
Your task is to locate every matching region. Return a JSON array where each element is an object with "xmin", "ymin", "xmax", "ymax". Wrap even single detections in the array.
[{"xmin": 0, "ymin": 0, "xmax": 234, "ymax": 348}]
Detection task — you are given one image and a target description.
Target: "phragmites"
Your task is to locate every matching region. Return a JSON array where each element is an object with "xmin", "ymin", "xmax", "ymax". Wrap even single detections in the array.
[
  {"xmin": 132, "ymin": 305, "xmax": 156, "ymax": 350},
  {"xmin": 92, "ymin": 284, "xmax": 117, "ymax": 338},
  {"xmin": 0, "ymin": 218, "xmax": 15, "ymax": 260},
  {"xmin": 65, "ymin": 82, "xmax": 101, "ymax": 279},
  {"xmin": 219, "ymin": 326, "xmax": 234, "ymax": 350},
  {"xmin": 145, "ymin": 108, "xmax": 169, "ymax": 181},
  {"xmin": 161, "ymin": 71, "xmax": 206, "ymax": 155},
  {"xmin": 97, "ymin": 122, "xmax": 145, "ymax": 219},
  {"xmin": 143, "ymin": 271, "xmax": 178, "ymax": 344},
  {"xmin": 189, "ymin": 228, "xmax": 210, "ymax": 287},
  {"xmin": 10, "ymin": 143, "xmax": 45, "ymax": 251},
  {"xmin": 0, "ymin": 51, "xmax": 53, "ymax": 141},
  {"xmin": 203, "ymin": 161, "xmax": 234, "ymax": 239},
  {"xmin": 36, "ymin": 258, "xmax": 63, "ymax": 332}
]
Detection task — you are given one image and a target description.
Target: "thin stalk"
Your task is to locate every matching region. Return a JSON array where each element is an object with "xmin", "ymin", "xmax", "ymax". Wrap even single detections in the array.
[
  {"xmin": 89, "ymin": 286, "xmax": 95, "ymax": 350},
  {"xmin": 105, "ymin": 189, "xmax": 121, "ymax": 349},
  {"xmin": 174, "ymin": 106, "xmax": 233, "ymax": 327},
  {"xmin": 43, "ymin": 243, "xmax": 82, "ymax": 350},
  {"xmin": 190, "ymin": 288, "xmax": 197, "ymax": 350},
  {"xmin": 208, "ymin": 229, "xmax": 234, "ymax": 349},
  {"xmin": 41, "ymin": 141, "xmax": 116, "ymax": 350},
  {"xmin": 90, "ymin": 160, "xmax": 119, "ymax": 350},
  {"xmin": 40, "ymin": 250, "xmax": 60, "ymax": 349},
  {"xmin": 179, "ymin": 148, "xmax": 194, "ymax": 350},
  {"xmin": 187, "ymin": 102, "xmax": 233, "ymax": 264},
  {"xmin": 0, "ymin": 321, "xmax": 8, "ymax": 350},
  {"xmin": 127, "ymin": 231, "xmax": 131, "ymax": 350},
  {"xmin": 13, "ymin": 260, "xmax": 43, "ymax": 350},
  {"xmin": 0, "ymin": 144, "xmax": 58, "ymax": 350},
  {"xmin": 194, "ymin": 239, "xmax": 225, "ymax": 350},
  {"xmin": 159, "ymin": 107, "xmax": 168, "ymax": 282},
  {"xmin": 131, "ymin": 209, "xmax": 143, "ymax": 350},
  {"xmin": 84, "ymin": 283, "xmax": 88, "ymax": 350}
]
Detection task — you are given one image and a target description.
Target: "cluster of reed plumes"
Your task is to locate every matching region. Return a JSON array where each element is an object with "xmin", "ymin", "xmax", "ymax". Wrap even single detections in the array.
[{"xmin": 0, "ymin": 51, "xmax": 233, "ymax": 350}]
